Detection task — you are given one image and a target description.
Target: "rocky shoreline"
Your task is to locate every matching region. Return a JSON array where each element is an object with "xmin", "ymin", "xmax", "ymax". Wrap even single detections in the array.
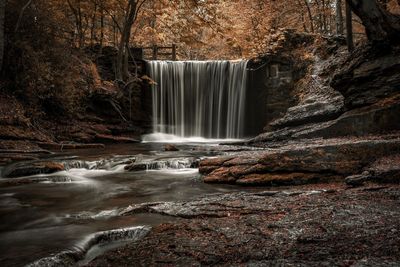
[
  {"xmin": 87, "ymin": 183, "xmax": 400, "ymax": 266},
  {"xmin": 199, "ymin": 135, "xmax": 400, "ymax": 186}
]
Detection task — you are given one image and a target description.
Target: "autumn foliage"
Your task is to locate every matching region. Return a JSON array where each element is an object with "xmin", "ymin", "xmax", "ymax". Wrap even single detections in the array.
[{"xmin": 1, "ymin": 0, "xmax": 400, "ymax": 116}]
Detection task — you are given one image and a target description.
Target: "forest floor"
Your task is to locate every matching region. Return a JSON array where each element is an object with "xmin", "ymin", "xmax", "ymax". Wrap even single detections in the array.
[{"xmin": 87, "ymin": 183, "xmax": 400, "ymax": 267}]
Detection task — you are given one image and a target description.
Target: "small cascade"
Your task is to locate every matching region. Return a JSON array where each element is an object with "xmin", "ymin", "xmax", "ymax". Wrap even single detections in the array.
[
  {"xmin": 148, "ymin": 60, "xmax": 248, "ymax": 139},
  {"xmin": 125, "ymin": 157, "xmax": 199, "ymax": 172},
  {"xmin": 26, "ymin": 226, "xmax": 151, "ymax": 267},
  {"xmin": 62, "ymin": 157, "xmax": 136, "ymax": 171},
  {"xmin": 143, "ymin": 157, "xmax": 198, "ymax": 170}
]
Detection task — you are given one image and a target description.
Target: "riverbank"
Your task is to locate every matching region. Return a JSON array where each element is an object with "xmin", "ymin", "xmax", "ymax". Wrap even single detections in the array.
[{"xmin": 87, "ymin": 183, "xmax": 400, "ymax": 266}]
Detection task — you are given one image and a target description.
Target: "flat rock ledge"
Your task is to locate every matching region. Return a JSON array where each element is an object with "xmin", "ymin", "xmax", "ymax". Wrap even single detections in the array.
[
  {"xmin": 87, "ymin": 184, "xmax": 400, "ymax": 266},
  {"xmin": 199, "ymin": 135, "xmax": 400, "ymax": 186}
]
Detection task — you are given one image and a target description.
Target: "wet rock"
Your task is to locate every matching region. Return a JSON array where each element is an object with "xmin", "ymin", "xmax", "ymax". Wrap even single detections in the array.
[
  {"xmin": 345, "ymin": 171, "xmax": 372, "ymax": 187},
  {"xmin": 164, "ymin": 144, "xmax": 179, "ymax": 151},
  {"xmin": 124, "ymin": 163, "xmax": 147, "ymax": 171},
  {"xmin": 94, "ymin": 134, "xmax": 140, "ymax": 143},
  {"xmin": 0, "ymin": 154, "xmax": 40, "ymax": 165},
  {"xmin": 28, "ymin": 226, "xmax": 151, "ymax": 267},
  {"xmin": 37, "ymin": 142, "xmax": 105, "ymax": 150},
  {"xmin": 200, "ymin": 136, "xmax": 400, "ymax": 186},
  {"xmin": 189, "ymin": 159, "xmax": 200, "ymax": 168},
  {"xmin": 2, "ymin": 161, "xmax": 65, "ymax": 178}
]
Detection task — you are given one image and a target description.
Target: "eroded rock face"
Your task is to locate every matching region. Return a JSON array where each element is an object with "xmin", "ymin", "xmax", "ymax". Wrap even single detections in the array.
[
  {"xmin": 331, "ymin": 46, "xmax": 400, "ymax": 109},
  {"xmin": 251, "ymin": 95, "xmax": 400, "ymax": 144},
  {"xmin": 2, "ymin": 161, "xmax": 65, "ymax": 178},
  {"xmin": 200, "ymin": 136, "xmax": 400, "ymax": 185},
  {"xmin": 269, "ymin": 95, "xmax": 344, "ymax": 129}
]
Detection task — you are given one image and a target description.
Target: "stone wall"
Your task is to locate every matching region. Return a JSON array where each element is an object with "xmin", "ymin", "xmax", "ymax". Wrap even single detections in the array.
[{"xmin": 245, "ymin": 56, "xmax": 296, "ymax": 136}]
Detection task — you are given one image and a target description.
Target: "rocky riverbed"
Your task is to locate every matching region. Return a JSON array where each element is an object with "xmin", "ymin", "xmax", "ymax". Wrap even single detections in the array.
[{"xmin": 87, "ymin": 183, "xmax": 400, "ymax": 266}]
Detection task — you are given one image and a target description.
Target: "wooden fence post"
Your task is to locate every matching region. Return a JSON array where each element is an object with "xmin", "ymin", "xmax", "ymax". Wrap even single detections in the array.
[
  {"xmin": 172, "ymin": 44, "xmax": 177, "ymax": 61},
  {"xmin": 152, "ymin": 45, "xmax": 158, "ymax": 60}
]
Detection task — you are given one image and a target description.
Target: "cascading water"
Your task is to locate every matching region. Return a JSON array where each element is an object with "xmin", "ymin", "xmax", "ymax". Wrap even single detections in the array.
[{"xmin": 148, "ymin": 60, "xmax": 248, "ymax": 139}]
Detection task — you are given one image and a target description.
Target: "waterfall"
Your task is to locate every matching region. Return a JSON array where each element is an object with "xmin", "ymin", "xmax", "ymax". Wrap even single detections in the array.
[{"xmin": 148, "ymin": 60, "xmax": 248, "ymax": 139}]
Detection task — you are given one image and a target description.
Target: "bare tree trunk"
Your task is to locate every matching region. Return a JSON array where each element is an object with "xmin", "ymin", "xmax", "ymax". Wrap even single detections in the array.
[
  {"xmin": 99, "ymin": 7, "xmax": 104, "ymax": 48},
  {"xmin": 14, "ymin": 0, "xmax": 33, "ymax": 33},
  {"xmin": 116, "ymin": 1, "xmax": 137, "ymax": 81},
  {"xmin": 346, "ymin": 1, "xmax": 354, "ymax": 51},
  {"xmin": 90, "ymin": 2, "xmax": 97, "ymax": 45},
  {"xmin": 321, "ymin": 0, "xmax": 328, "ymax": 33},
  {"xmin": 0, "ymin": 0, "xmax": 5, "ymax": 73},
  {"xmin": 296, "ymin": 0, "xmax": 308, "ymax": 32},
  {"xmin": 304, "ymin": 0, "xmax": 314, "ymax": 32},
  {"xmin": 116, "ymin": 0, "xmax": 147, "ymax": 81},
  {"xmin": 67, "ymin": 0, "xmax": 84, "ymax": 48},
  {"xmin": 346, "ymin": 0, "xmax": 400, "ymax": 44},
  {"xmin": 77, "ymin": 1, "xmax": 84, "ymax": 47},
  {"xmin": 336, "ymin": 0, "xmax": 344, "ymax": 35}
]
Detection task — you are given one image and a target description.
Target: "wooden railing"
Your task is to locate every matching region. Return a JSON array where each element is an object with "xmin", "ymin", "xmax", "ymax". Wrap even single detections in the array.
[{"xmin": 142, "ymin": 44, "xmax": 177, "ymax": 61}]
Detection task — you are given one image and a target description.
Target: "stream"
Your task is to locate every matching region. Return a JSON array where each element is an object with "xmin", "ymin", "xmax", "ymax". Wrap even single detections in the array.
[{"xmin": 0, "ymin": 141, "xmax": 248, "ymax": 267}]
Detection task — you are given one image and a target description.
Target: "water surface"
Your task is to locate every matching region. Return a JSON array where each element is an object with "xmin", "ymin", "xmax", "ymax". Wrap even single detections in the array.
[{"xmin": 0, "ymin": 142, "xmax": 245, "ymax": 266}]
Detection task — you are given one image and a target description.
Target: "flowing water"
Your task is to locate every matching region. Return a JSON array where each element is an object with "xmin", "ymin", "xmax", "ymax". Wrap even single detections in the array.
[
  {"xmin": 0, "ymin": 60, "xmax": 253, "ymax": 266},
  {"xmin": 0, "ymin": 142, "xmax": 247, "ymax": 267},
  {"xmin": 148, "ymin": 60, "xmax": 248, "ymax": 139}
]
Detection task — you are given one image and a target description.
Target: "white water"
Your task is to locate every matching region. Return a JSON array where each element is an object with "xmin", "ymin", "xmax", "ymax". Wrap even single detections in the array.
[
  {"xmin": 148, "ymin": 60, "xmax": 248, "ymax": 139},
  {"xmin": 142, "ymin": 132, "xmax": 242, "ymax": 143}
]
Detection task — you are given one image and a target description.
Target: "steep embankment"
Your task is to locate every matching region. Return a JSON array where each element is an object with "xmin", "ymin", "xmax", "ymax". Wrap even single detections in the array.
[{"xmin": 200, "ymin": 42, "xmax": 400, "ymax": 187}]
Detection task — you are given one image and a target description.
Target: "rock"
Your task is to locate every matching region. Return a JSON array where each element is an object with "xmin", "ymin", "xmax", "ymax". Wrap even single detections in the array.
[
  {"xmin": 366, "ymin": 154, "xmax": 400, "ymax": 183},
  {"xmin": 2, "ymin": 161, "xmax": 65, "ymax": 178},
  {"xmin": 125, "ymin": 163, "xmax": 147, "ymax": 171},
  {"xmin": 269, "ymin": 95, "xmax": 344, "ymax": 129},
  {"xmin": 200, "ymin": 136, "xmax": 400, "ymax": 186},
  {"xmin": 345, "ymin": 172, "xmax": 371, "ymax": 187},
  {"xmin": 164, "ymin": 144, "xmax": 179, "ymax": 151},
  {"xmin": 89, "ymin": 185, "xmax": 400, "ymax": 267},
  {"xmin": 236, "ymin": 173, "xmax": 336, "ymax": 186},
  {"xmin": 0, "ymin": 154, "xmax": 40, "ymax": 165},
  {"xmin": 251, "ymin": 95, "xmax": 400, "ymax": 143},
  {"xmin": 94, "ymin": 134, "xmax": 140, "ymax": 143},
  {"xmin": 37, "ymin": 142, "xmax": 105, "ymax": 150},
  {"xmin": 331, "ymin": 45, "xmax": 400, "ymax": 109}
]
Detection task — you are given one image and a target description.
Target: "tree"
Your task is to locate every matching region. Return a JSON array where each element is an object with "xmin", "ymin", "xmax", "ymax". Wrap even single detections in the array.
[
  {"xmin": 0, "ymin": 0, "xmax": 5, "ymax": 72},
  {"xmin": 346, "ymin": 0, "xmax": 400, "ymax": 44},
  {"xmin": 336, "ymin": 0, "xmax": 344, "ymax": 35},
  {"xmin": 304, "ymin": 0, "xmax": 315, "ymax": 33},
  {"xmin": 115, "ymin": 0, "xmax": 147, "ymax": 81},
  {"xmin": 346, "ymin": 1, "xmax": 354, "ymax": 51}
]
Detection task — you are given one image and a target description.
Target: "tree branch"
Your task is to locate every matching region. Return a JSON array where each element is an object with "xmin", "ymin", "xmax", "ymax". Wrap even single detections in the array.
[{"xmin": 14, "ymin": 0, "xmax": 34, "ymax": 33}]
